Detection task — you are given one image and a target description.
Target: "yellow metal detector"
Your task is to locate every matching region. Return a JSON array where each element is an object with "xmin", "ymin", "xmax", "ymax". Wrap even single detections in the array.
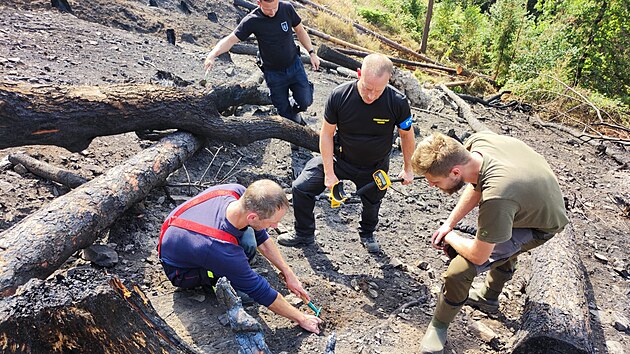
[{"xmin": 329, "ymin": 181, "xmax": 349, "ymax": 208}]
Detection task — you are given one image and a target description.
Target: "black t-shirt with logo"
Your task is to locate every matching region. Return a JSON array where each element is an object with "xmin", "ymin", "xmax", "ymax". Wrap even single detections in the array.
[
  {"xmin": 325, "ymin": 81, "xmax": 412, "ymax": 167},
  {"xmin": 234, "ymin": 1, "xmax": 301, "ymax": 71}
]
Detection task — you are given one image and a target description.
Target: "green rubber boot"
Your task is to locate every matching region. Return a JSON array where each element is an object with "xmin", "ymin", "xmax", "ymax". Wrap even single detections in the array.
[
  {"xmin": 420, "ymin": 318, "xmax": 449, "ymax": 354},
  {"xmin": 467, "ymin": 286, "xmax": 499, "ymax": 313},
  {"xmin": 420, "ymin": 293, "xmax": 464, "ymax": 354}
]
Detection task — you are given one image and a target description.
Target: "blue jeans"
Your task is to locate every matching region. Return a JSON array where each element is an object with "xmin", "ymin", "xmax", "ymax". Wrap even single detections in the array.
[
  {"xmin": 239, "ymin": 227, "xmax": 258, "ymax": 263},
  {"xmin": 263, "ymin": 56, "xmax": 313, "ymax": 123},
  {"xmin": 292, "ymin": 156, "xmax": 389, "ymax": 238}
]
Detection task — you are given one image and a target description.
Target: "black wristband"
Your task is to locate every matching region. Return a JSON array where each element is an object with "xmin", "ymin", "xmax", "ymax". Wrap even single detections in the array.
[{"xmin": 308, "ymin": 49, "xmax": 315, "ymax": 55}]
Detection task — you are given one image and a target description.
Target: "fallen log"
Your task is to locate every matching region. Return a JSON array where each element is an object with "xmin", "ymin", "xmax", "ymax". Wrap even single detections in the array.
[
  {"xmin": 230, "ymin": 42, "xmax": 342, "ymax": 71},
  {"xmin": 531, "ymin": 115, "xmax": 630, "ymax": 168},
  {"xmin": 215, "ymin": 277, "xmax": 271, "ymax": 354},
  {"xmin": 0, "ymin": 81, "xmax": 320, "ymax": 152},
  {"xmin": 438, "ymin": 84, "xmax": 489, "ymax": 133},
  {"xmin": 512, "ymin": 223, "xmax": 594, "ymax": 353},
  {"xmin": 0, "ymin": 267, "xmax": 200, "ymax": 353},
  {"xmin": 306, "ymin": 27, "xmax": 374, "ymax": 54},
  {"xmin": 8, "ymin": 152, "xmax": 88, "ymax": 188},
  {"xmin": 336, "ymin": 47, "xmax": 460, "ymax": 75},
  {"xmin": 296, "ymin": 0, "xmax": 439, "ymax": 65},
  {"xmin": 0, "ymin": 132, "xmax": 203, "ymax": 297},
  {"xmin": 317, "ymin": 44, "xmax": 362, "ymax": 71}
]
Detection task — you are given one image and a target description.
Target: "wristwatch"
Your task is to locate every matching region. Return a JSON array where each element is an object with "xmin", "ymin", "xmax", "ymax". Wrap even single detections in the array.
[{"xmin": 308, "ymin": 48, "xmax": 315, "ymax": 55}]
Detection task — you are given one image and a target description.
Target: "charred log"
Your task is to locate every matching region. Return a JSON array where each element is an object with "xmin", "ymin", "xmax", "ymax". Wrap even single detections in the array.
[
  {"xmin": 317, "ymin": 44, "xmax": 361, "ymax": 71},
  {"xmin": 7, "ymin": 152, "xmax": 88, "ymax": 188},
  {"xmin": 335, "ymin": 47, "xmax": 460, "ymax": 75},
  {"xmin": 438, "ymin": 84, "xmax": 489, "ymax": 133},
  {"xmin": 230, "ymin": 43, "xmax": 341, "ymax": 71},
  {"xmin": 0, "ymin": 267, "xmax": 200, "ymax": 353},
  {"xmin": 512, "ymin": 223, "xmax": 594, "ymax": 353},
  {"xmin": 0, "ymin": 81, "xmax": 320, "ymax": 152},
  {"xmin": 0, "ymin": 132, "xmax": 203, "ymax": 297},
  {"xmin": 215, "ymin": 277, "xmax": 271, "ymax": 354}
]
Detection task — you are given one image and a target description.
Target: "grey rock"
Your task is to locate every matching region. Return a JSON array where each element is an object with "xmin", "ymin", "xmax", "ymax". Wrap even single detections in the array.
[
  {"xmin": 612, "ymin": 312, "xmax": 629, "ymax": 332},
  {"xmin": 13, "ymin": 163, "xmax": 28, "ymax": 175},
  {"xmin": 81, "ymin": 244, "xmax": 119, "ymax": 267},
  {"xmin": 417, "ymin": 261, "xmax": 430, "ymax": 270},
  {"xmin": 469, "ymin": 321, "xmax": 497, "ymax": 343},
  {"xmin": 594, "ymin": 253, "xmax": 609, "ymax": 263}
]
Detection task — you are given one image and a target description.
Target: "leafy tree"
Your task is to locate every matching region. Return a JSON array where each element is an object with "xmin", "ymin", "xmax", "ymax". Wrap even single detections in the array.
[{"xmin": 489, "ymin": 0, "xmax": 528, "ymax": 82}]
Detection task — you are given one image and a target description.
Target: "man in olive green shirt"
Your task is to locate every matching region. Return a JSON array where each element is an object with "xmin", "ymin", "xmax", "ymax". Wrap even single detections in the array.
[{"xmin": 411, "ymin": 131, "xmax": 568, "ymax": 354}]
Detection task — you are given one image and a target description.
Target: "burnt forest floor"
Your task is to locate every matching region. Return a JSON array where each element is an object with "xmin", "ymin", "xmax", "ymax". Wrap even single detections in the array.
[{"xmin": 1, "ymin": 1, "xmax": 628, "ymax": 353}]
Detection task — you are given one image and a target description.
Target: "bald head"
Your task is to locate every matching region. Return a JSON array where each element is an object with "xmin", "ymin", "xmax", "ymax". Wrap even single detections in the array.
[{"xmin": 361, "ymin": 53, "xmax": 393, "ymax": 79}]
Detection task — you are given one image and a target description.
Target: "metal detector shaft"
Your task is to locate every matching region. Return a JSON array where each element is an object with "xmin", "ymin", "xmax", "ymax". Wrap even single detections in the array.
[{"xmin": 356, "ymin": 176, "xmax": 423, "ymax": 196}]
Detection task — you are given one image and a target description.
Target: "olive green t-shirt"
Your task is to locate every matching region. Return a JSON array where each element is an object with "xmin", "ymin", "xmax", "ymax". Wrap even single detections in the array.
[{"xmin": 464, "ymin": 131, "xmax": 569, "ymax": 244}]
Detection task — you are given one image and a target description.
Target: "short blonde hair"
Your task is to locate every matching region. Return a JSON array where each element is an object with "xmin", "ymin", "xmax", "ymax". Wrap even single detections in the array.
[
  {"xmin": 241, "ymin": 179, "xmax": 289, "ymax": 219},
  {"xmin": 411, "ymin": 132, "xmax": 471, "ymax": 176},
  {"xmin": 361, "ymin": 53, "xmax": 393, "ymax": 79}
]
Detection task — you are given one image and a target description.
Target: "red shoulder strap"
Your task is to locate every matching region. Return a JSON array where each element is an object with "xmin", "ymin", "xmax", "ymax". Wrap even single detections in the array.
[{"xmin": 158, "ymin": 189, "xmax": 241, "ymax": 256}]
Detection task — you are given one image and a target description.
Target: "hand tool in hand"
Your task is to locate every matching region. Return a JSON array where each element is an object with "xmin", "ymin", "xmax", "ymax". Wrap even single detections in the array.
[{"xmin": 300, "ymin": 294, "xmax": 322, "ymax": 317}]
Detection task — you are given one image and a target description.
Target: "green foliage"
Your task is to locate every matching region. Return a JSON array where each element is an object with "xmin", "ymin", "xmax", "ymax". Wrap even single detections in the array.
[
  {"xmin": 357, "ymin": 7, "xmax": 392, "ymax": 29},
  {"xmin": 429, "ymin": 1, "xmax": 491, "ymax": 66},
  {"xmin": 489, "ymin": 0, "xmax": 528, "ymax": 83},
  {"xmin": 346, "ymin": 0, "xmax": 628, "ymax": 105}
]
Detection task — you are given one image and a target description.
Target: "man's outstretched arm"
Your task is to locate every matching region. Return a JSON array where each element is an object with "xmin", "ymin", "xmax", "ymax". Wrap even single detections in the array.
[{"xmin": 204, "ymin": 33, "xmax": 240, "ymax": 72}]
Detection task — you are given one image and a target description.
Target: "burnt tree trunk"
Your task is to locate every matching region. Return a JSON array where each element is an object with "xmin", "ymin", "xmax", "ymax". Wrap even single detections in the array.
[
  {"xmin": 0, "ymin": 268, "xmax": 200, "ymax": 353},
  {"xmin": 0, "ymin": 132, "xmax": 202, "ymax": 297},
  {"xmin": 335, "ymin": 47, "xmax": 460, "ymax": 75},
  {"xmin": 0, "ymin": 81, "xmax": 320, "ymax": 152},
  {"xmin": 317, "ymin": 44, "xmax": 362, "ymax": 71},
  {"xmin": 8, "ymin": 152, "xmax": 88, "ymax": 188},
  {"xmin": 512, "ymin": 223, "xmax": 594, "ymax": 353},
  {"xmin": 438, "ymin": 84, "xmax": 489, "ymax": 133},
  {"xmin": 230, "ymin": 43, "xmax": 343, "ymax": 71}
]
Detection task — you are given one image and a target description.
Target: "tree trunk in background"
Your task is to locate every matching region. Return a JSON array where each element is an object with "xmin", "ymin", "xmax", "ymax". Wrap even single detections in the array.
[
  {"xmin": 420, "ymin": 0, "xmax": 434, "ymax": 54},
  {"xmin": 0, "ymin": 269, "xmax": 201, "ymax": 353},
  {"xmin": 573, "ymin": 0, "xmax": 608, "ymax": 87},
  {"xmin": 0, "ymin": 132, "xmax": 203, "ymax": 297},
  {"xmin": 0, "ymin": 82, "xmax": 320, "ymax": 152}
]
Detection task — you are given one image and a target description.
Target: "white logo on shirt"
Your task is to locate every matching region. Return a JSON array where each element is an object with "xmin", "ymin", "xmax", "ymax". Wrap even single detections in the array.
[{"xmin": 281, "ymin": 21, "xmax": 288, "ymax": 32}]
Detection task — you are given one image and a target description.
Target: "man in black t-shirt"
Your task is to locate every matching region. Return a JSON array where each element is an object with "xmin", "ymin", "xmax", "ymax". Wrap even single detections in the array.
[
  {"xmin": 204, "ymin": 0, "xmax": 320, "ymax": 124},
  {"xmin": 278, "ymin": 54, "xmax": 416, "ymax": 253}
]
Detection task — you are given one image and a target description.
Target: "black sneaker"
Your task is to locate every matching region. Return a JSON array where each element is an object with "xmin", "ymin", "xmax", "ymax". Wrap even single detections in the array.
[
  {"xmin": 277, "ymin": 231, "xmax": 314, "ymax": 247},
  {"xmin": 360, "ymin": 235, "xmax": 381, "ymax": 253}
]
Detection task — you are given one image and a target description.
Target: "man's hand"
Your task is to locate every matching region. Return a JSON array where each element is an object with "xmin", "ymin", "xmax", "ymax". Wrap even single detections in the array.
[
  {"xmin": 203, "ymin": 54, "xmax": 216, "ymax": 73},
  {"xmin": 309, "ymin": 53, "xmax": 320, "ymax": 71},
  {"xmin": 324, "ymin": 172, "xmax": 339, "ymax": 190},
  {"xmin": 279, "ymin": 271, "xmax": 310, "ymax": 302},
  {"xmin": 397, "ymin": 169, "xmax": 414, "ymax": 185},
  {"xmin": 298, "ymin": 314, "xmax": 323, "ymax": 333},
  {"xmin": 431, "ymin": 224, "xmax": 453, "ymax": 250}
]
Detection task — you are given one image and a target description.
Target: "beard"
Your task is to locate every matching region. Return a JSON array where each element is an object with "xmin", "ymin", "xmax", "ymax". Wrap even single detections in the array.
[{"xmin": 444, "ymin": 178, "xmax": 466, "ymax": 195}]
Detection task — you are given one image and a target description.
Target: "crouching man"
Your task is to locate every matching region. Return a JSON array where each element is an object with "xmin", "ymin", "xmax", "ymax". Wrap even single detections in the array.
[
  {"xmin": 411, "ymin": 131, "xmax": 568, "ymax": 353},
  {"xmin": 158, "ymin": 179, "xmax": 322, "ymax": 333}
]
